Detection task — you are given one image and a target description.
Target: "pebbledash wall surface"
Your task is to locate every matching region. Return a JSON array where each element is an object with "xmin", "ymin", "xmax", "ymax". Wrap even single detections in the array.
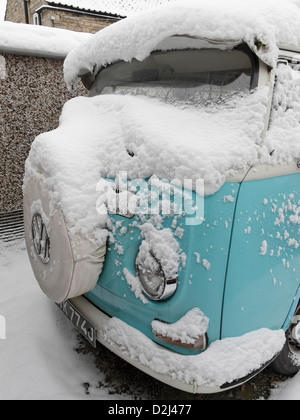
[{"xmin": 0, "ymin": 29, "xmax": 88, "ymax": 214}]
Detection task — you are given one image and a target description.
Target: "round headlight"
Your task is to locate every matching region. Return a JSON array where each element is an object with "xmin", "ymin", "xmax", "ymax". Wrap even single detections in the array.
[{"xmin": 135, "ymin": 248, "xmax": 177, "ymax": 301}]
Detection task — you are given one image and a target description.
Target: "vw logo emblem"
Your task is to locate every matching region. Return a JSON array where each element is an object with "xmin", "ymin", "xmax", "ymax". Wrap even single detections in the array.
[{"xmin": 31, "ymin": 213, "xmax": 50, "ymax": 264}]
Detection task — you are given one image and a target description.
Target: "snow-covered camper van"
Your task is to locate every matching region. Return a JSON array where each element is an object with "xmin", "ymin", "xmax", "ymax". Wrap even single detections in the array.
[{"xmin": 23, "ymin": 0, "xmax": 300, "ymax": 393}]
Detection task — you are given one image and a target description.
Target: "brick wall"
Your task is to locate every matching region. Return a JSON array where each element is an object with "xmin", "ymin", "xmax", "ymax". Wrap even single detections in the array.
[
  {"xmin": 5, "ymin": 0, "xmax": 44, "ymax": 23},
  {"xmin": 0, "ymin": 53, "xmax": 87, "ymax": 212},
  {"xmin": 5, "ymin": 0, "xmax": 27, "ymax": 23},
  {"xmin": 5, "ymin": 0, "xmax": 116, "ymax": 33}
]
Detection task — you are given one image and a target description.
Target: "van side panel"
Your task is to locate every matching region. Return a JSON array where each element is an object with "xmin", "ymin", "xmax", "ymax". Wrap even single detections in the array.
[{"xmin": 221, "ymin": 174, "xmax": 300, "ymax": 339}]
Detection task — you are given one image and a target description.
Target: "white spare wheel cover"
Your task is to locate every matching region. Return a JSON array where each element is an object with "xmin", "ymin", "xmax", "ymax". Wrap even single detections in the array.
[{"xmin": 24, "ymin": 179, "xmax": 106, "ymax": 303}]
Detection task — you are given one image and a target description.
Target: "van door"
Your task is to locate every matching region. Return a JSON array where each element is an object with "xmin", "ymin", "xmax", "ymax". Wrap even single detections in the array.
[
  {"xmin": 221, "ymin": 174, "xmax": 300, "ymax": 339},
  {"xmin": 221, "ymin": 57, "xmax": 300, "ymax": 339}
]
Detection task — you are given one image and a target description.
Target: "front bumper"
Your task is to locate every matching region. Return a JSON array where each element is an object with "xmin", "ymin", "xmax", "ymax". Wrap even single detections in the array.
[{"xmin": 69, "ymin": 296, "xmax": 286, "ymax": 394}]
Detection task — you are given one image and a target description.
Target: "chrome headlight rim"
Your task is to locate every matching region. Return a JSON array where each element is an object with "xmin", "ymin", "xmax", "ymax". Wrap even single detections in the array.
[{"xmin": 135, "ymin": 251, "xmax": 178, "ymax": 302}]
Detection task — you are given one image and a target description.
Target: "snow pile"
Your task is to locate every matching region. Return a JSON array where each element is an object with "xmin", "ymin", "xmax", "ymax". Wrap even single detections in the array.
[
  {"xmin": 24, "ymin": 88, "xmax": 268, "ymax": 246},
  {"xmin": 123, "ymin": 267, "xmax": 148, "ymax": 304},
  {"xmin": 64, "ymin": 0, "xmax": 300, "ymax": 89},
  {"xmin": 0, "ymin": 21, "xmax": 91, "ymax": 57},
  {"xmin": 152, "ymin": 308, "xmax": 209, "ymax": 346},
  {"xmin": 102, "ymin": 316, "xmax": 286, "ymax": 389},
  {"xmin": 137, "ymin": 223, "xmax": 184, "ymax": 280}
]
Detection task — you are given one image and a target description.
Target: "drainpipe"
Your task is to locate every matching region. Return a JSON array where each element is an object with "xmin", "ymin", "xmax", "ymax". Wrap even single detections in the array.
[
  {"xmin": 33, "ymin": 5, "xmax": 122, "ymax": 26},
  {"xmin": 23, "ymin": 0, "xmax": 29, "ymax": 24}
]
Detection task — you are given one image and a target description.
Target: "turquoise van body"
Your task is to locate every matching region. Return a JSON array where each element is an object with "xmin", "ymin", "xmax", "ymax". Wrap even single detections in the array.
[
  {"xmin": 85, "ymin": 173, "xmax": 300, "ymax": 355},
  {"xmin": 222, "ymin": 174, "xmax": 300, "ymax": 339}
]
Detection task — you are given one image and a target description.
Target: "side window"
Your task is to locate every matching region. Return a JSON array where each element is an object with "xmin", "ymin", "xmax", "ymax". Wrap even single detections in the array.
[
  {"xmin": 265, "ymin": 61, "xmax": 300, "ymax": 163},
  {"xmin": 270, "ymin": 61, "xmax": 300, "ymax": 122}
]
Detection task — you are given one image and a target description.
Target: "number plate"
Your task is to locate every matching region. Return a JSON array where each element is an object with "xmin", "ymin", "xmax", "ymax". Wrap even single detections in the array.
[{"xmin": 57, "ymin": 300, "xmax": 96, "ymax": 348}]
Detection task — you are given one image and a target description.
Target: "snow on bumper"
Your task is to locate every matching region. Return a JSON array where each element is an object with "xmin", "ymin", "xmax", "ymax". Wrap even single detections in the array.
[{"xmin": 70, "ymin": 296, "xmax": 286, "ymax": 394}]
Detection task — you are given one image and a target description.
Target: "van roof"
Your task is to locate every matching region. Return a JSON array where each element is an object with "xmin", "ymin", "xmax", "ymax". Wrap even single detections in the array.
[{"xmin": 64, "ymin": 0, "xmax": 300, "ymax": 90}]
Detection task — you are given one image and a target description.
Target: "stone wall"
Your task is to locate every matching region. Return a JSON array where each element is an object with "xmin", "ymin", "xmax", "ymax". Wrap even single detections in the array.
[
  {"xmin": 5, "ymin": 0, "xmax": 27, "ymax": 23},
  {"xmin": 0, "ymin": 53, "xmax": 87, "ymax": 212},
  {"xmin": 5, "ymin": 0, "xmax": 116, "ymax": 33}
]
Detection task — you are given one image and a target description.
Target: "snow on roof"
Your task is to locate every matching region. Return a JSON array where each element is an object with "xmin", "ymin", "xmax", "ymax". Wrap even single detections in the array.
[
  {"xmin": 64, "ymin": 0, "xmax": 300, "ymax": 90},
  {"xmin": 49, "ymin": 0, "xmax": 176, "ymax": 17},
  {"xmin": 0, "ymin": 21, "xmax": 91, "ymax": 58}
]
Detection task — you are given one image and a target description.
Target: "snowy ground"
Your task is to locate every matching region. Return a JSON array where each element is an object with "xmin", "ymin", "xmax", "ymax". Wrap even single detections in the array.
[
  {"xmin": 0, "ymin": 238, "xmax": 127, "ymax": 400},
  {"xmin": 0, "ymin": 237, "xmax": 299, "ymax": 400}
]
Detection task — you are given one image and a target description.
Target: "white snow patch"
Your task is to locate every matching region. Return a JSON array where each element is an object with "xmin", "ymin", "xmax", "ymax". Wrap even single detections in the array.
[
  {"xmin": 194, "ymin": 252, "xmax": 201, "ymax": 264},
  {"xmin": 202, "ymin": 259, "xmax": 211, "ymax": 271},
  {"xmin": 223, "ymin": 195, "xmax": 235, "ymax": 203},
  {"xmin": 263, "ymin": 64, "xmax": 300, "ymax": 168},
  {"xmin": 260, "ymin": 240, "xmax": 268, "ymax": 256},
  {"xmin": 152, "ymin": 308, "xmax": 209, "ymax": 346},
  {"xmin": 137, "ymin": 223, "xmax": 183, "ymax": 280},
  {"xmin": 123, "ymin": 268, "xmax": 148, "ymax": 304}
]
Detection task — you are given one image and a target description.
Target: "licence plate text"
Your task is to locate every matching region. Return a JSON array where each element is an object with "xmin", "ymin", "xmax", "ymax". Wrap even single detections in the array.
[{"xmin": 57, "ymin": 300, "xmax": 96, "ymax": 348}]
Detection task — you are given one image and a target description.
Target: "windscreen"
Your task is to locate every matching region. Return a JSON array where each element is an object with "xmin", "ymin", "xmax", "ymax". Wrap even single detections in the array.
[{"xmin": 90, "ymin": 45, "xmax": 258, "ymax": 107}]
